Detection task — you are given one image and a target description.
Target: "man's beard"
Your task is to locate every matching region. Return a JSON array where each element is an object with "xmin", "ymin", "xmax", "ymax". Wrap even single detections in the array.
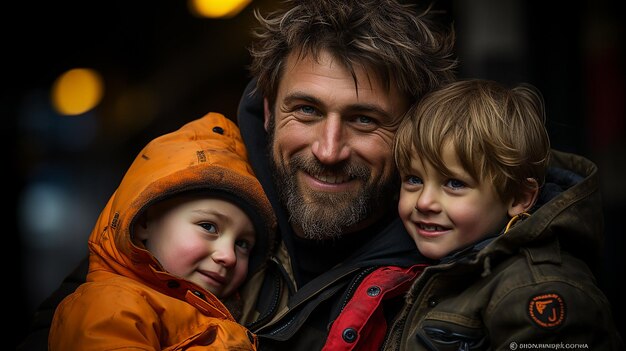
[{"xmin": 267, "ymin": 120, "xmax": 399, "ymax": 240}]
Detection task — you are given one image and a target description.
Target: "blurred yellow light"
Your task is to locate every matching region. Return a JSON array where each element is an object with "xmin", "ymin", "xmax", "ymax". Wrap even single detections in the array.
[
  {"xmin": 51, "ymin": 68, "xmax": 104, "ymax": 116},
  {"xmin": 189, "ymin": 0, "xmax": 252, "ymax": 19}
]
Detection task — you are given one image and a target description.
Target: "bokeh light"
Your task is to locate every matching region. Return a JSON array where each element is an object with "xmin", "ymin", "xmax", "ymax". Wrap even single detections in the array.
[
  {"xmin": 188, "ymin": 0, "xmax": 252, "ymax": 19},
  {"xmin": 51, "ymin": 68, "xmax": 104, "ymax": 116}
]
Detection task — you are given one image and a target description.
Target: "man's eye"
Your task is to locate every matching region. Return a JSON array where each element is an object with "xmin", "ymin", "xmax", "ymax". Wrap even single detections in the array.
[
  {"xmin": 293, "ymin": 105, "xmax": 321, "ymax": 121},
  {"xmin": 356, "ymin": 115, "xmax": 374, "ymax": 124},
  {"xmin": 199, "ymin": 223, "xmax": 217, "ymax": 234},
  {"xmin": 299, "ymin": 105, "xmax": 317, "ymax": 115}
]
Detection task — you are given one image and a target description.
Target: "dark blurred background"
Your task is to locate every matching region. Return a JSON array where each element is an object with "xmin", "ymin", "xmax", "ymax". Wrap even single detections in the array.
[{"xmin": 8, "ymin": 0, "xmax": 624, "ymax": 348}]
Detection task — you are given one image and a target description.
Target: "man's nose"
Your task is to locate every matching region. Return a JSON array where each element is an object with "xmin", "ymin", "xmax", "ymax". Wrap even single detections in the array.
[{"xmin": 311, "ymin": 115, "xmax": 350, "ymax": 164}]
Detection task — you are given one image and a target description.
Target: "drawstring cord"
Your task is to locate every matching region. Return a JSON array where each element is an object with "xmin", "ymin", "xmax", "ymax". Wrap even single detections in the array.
[
  {"xmin": 482, "ymin": 212, "xmax": 531, "ymax": 277},
  {"xmin": 504, "ymin": 212, "xmax": 531, "ymax": 233}
]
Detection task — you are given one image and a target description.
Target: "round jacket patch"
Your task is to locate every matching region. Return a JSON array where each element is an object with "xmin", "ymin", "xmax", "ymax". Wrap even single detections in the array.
[{"xmin": 528, "ymin": 293, "xmax": 565, "ymax": 328}]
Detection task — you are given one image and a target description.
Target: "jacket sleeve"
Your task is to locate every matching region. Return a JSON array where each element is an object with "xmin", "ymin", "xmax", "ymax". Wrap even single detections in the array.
[
  {"xmin": 485, "ymin": 278, "xmax": 623, "ymax": 350},
  {"xmin": 17, "ymin": 255, "xmax": 89, "ymax": 351},
  {"xmin": 49, "ymin": 282, "xmax": 166, "ymax": 351},
  {"xmin": 49, "ymin": 282, "xmax": 257, "ymax": 351}
]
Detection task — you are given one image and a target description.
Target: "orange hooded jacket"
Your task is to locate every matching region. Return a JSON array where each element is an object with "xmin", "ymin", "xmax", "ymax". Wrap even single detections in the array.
[{"xmin": 49, "ymin": 112, "xmax": 276, "ymax": 350}]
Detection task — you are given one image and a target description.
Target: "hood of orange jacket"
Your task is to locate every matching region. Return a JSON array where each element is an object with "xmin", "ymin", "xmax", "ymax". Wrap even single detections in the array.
[{"xmin": 87, "ymin": 112, "xmax": 276, "ymax": 302}]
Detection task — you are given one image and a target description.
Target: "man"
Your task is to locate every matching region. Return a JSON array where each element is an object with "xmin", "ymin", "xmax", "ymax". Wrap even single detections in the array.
[
  {"xmin": 18, "ymin": 1, "xmax": 456, "ymax": 350},
  {"xmin": 235, "ymin": 1, "xmax": 456, "ymax": 349}
]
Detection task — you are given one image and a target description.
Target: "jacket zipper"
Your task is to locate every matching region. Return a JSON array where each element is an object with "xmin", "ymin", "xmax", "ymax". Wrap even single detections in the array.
[
  {"xmin": 246, "ymin": 257, "xmax": 286, "ymax": 331},
  {"xmin": 336, "ymin": 266, "xmax": 379, "ymax": 315},
  {"xmin": 380, "ymin": 265, "xmax": 437, "ymax": 350},
  {"xmin": 380, "ymin": 261, "xmax": 462, "ymax": 350}
]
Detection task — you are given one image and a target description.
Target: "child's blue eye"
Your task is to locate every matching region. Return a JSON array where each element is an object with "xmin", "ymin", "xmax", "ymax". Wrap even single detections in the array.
[
  {"xmin": 407, "ymin": 176, "xmax": 423, "ymax": 185},
  {"xmin": 236, "ymin": 240, "xmax": 254, "ymax": 254},
  {"xmin": 446, "ymin": 179, "xmax": 465, "ymax": 189},
  {"xmin": 199, "ymin": 223, "xmax": 217, "ymax": 233}
]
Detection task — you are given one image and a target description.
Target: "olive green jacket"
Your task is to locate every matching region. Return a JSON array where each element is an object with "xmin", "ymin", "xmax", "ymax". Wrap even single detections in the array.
[{"xmin": 384, "ymin": 150, "xmax": 623, "ymax": 350}]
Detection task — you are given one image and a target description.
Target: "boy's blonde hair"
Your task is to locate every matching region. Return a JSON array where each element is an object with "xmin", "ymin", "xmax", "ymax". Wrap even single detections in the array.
[{"xmin": 394, "ymin": 79, "xmax": 551, "ymax": 202}]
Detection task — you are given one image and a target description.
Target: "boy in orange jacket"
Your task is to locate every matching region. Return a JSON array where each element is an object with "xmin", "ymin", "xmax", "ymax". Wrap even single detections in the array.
[{"xmin": 49, "ymin": 113, "xmax": 275, "ymax": 350}]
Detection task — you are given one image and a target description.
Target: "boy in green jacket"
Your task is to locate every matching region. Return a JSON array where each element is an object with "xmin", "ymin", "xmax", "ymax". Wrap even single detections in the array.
[{"xmin": 389, "ymin": 79, "xmax": 622, "ymax": 350}]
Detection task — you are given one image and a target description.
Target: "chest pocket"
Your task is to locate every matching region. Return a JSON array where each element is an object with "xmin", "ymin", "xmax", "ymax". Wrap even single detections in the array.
[{"xmin": 415, "ymin": 320, "xmax": 486, "ymax": 351}]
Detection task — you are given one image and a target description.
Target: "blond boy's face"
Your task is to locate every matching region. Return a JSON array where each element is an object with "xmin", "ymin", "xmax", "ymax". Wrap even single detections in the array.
[
  {"xmin": 136, "ymin": 197, "xmax": 255, "ymax": 298},
  {"xmin": 398, "ymin": 143, "xmax": 510, "ymax": 260}
]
